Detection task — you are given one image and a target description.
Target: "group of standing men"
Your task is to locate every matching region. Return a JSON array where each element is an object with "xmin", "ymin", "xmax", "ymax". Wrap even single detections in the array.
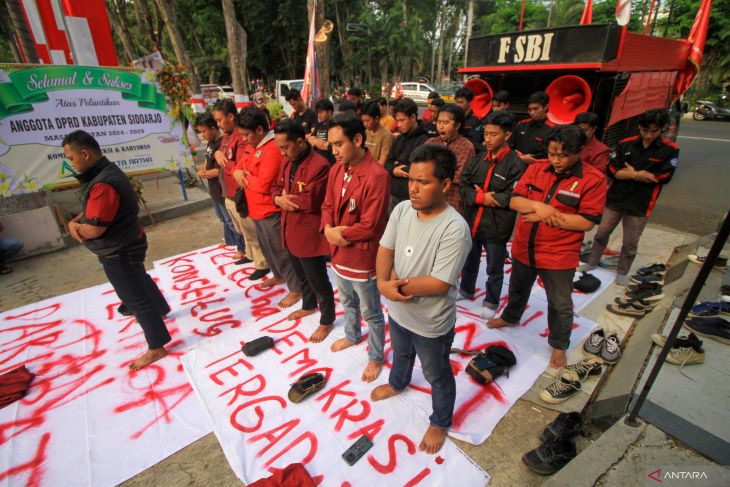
[{"xmin": 61, "ymin": 80, "xmax": 678, "ymax": 455}]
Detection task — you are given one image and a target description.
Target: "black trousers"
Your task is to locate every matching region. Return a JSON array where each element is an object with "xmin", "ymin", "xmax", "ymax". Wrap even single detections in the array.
[
  {"xmin": 287, "ymin": 250, "xmax": 336, "ymax": 325},
  {"xmin": 501, "ymin": 257, "xmax": 575, "ymax": 351},
  {"xmin": 99, "ymin": 237, "xmax": 171, "ymax": 349}
]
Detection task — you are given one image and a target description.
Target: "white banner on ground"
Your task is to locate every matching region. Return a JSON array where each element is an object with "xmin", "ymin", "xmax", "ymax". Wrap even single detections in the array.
[
  {"xmin": 154, "ymin": 244, "xmax": 607, "ymax": 482},
  {"xmin": 0, "ymin": 278, "xmax": 210, "ymax": 487}
]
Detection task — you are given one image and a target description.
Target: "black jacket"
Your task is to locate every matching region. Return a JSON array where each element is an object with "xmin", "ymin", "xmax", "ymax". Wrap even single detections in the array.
[
  {"xmin": 509, "ymin": 117, "xmax": 556, "ymax": 159},
  {"xmin": 384, "ymin": 125, "xmax": 428, "ymax": 200},
  {"xmin": 460, "ymin": 147, "xmax": 526, "ymax": 244},
  {"xmin": 77, "ymin": 157, "xmax": 141, "ymax": 256}
]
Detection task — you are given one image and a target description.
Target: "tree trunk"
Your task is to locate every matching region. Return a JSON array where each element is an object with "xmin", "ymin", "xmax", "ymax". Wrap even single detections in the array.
[
  {"xmin": 308, "ymin": 0, "xmax": 330, "ymax": 98},
  {"xmin": 4, "ymin": 0, "xmax": 39, "ymax": 63},
  {"xmin": 107, "ymin": 1, "xmax": 139, "ymax": 62},
  {"xmin": 435, "ymin": 2, "xmax": 448, "ymax": 84},
  {"xmin": 464, "ymin": 0, "xmax": 473, "ymax": 69},
  {"xmin": 222, "ymin": 0, "xmax": 247, "ymax": 96},
  {"xmin": 334, "ymin": 0, "xmax": 352, "ymax": 87},
  {"xmin": 153, "ymin": 0, "xmax": 199, "ymax": 92},
  {"xmin": 150, "ymin": 0, "xmax": 164, "ymax": 49}
]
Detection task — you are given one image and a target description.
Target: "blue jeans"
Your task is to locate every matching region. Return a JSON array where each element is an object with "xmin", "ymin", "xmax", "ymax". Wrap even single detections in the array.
[
  {"xmin": 334, "ymin": 274, "xmax": 385, "ymax": 362},
  {"xmin": 212, "ymin": 199, "xmax": 244, "ymax": 250},
  {"xmin": 99, "ymin": 237, "xmax": 171, "ymax": 349},
  {"xmin": 388, "ymin": 316, "xmax": 456, "ymax": 429},
  {"xmin": 0, "ymin": 238, "xmax": 23, "ymax": 264},
  {"xmin": 460, "ymin": 238, "xmax": 508, "ymax": 309}
]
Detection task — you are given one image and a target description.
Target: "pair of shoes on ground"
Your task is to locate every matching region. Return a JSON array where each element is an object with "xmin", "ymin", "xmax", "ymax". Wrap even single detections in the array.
[
  {"xmin": 684, "ymin": 316, "xmax": 730, "ymax": 345},
  {"xmin": 610, "ymin": 281, "xmax": 665, "ymax": 316},
  {"xmin": 650, "ymin": 332, "xmax": 705, "ymax": 366},
  {"xmin": 688, "ymin": 253, "xmax": 728, "ymax": 270},
  {"xmin": 689, "ymin": 300, "xmax": 730, "ymax": 319},
  {"xmin": 522, "ymin": 412, "xmax": 582, "ymax": 475},
  {"xmin": 539, "ymin": 357, "xmax": 603, "ymax": 404},
  {"xmin": 622, "ymin": 262, "xmax": 667, "ymax": 287},
  {"xmin": 583, "ymin": 328, "xmax": 621, "ymax": 364}
]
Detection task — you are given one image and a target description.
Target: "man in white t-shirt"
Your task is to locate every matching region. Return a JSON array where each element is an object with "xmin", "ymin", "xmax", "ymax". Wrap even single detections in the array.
[{"xmin": 371, "ymin": 144, "xmax": 471, "ymax": 455}]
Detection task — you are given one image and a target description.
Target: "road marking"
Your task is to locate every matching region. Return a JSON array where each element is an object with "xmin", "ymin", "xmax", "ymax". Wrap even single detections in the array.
[{"xmin": 678, "ymin": 135, "xmax": 730, "ymax": 142}]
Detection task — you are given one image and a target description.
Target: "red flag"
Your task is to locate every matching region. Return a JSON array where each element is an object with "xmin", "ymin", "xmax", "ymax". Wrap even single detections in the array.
[
  {"xmin": 615, "ymin": 0, "xmax": 631, "ymax": 26},
  {"xmin": 676, "ymin": 0, "xmax": 712, "ymax": 95},
  {"xmin": 301, "ymin": 4, "xmax": 321, "ymax": 108},
  {"xmin": 580, "ymin": 0, "xmax": 593, "ymax": 25}
]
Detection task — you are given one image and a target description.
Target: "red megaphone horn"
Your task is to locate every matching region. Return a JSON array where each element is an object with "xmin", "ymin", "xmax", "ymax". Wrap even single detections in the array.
[
  {"xmin": 463, "ymin": 78, "xmax": 494, "ymax": 119},
  {"xmin": 545, "ymin": 75, "xmax": 592, "ymax": 125}
]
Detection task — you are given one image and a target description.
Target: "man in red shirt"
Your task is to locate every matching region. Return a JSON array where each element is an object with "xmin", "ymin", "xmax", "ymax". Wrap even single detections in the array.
[
  {"xmin": 488, "ymin": 126, "xmax": 606, "ymax": 369},
  {"xmin": 575, "ymin": 112, "xmax": 609, "ymax": 174},
  {"xmin": 234, "ymin": 107, "xmax": 302, "ymax": 308},
  {"xmin": 321, "ymin": 113, "xmax": 390, "ymax": 382}
]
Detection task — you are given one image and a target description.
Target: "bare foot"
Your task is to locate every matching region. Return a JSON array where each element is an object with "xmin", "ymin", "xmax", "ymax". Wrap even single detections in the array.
[
  {"xmin": 419, "ymin": 426, "xmax": 448, "ymax": 454},
  {"xmin": 129, "ymin": 348, "xmax": 168, "ymax": 371},
  {"xmin": 288, "ymin": 308, "xmax": 317, "ymax": 320},
  {"xmin": 278, "ymin": 292, "xmax": 302, "ymax": 308},
  {"xmin": 370, "ymin": 384, "xmax": 400, "ymax": 402},
  {"xmin": 549, "ymin": 348, "xmax": 567, "ymax": 369},
  {"xmin": 361, "ymin": 361, "xmax": 383, "ymax": 383},
  {"xmin": 330, "ymin": 337, "xmax": 357, "ymax": 352},
  {"xmin": 260, "ymin": 277, "xmax": 285, "ymax": 289},
  {"xmin": 309, "ymin": 324, "xmax": 334, "ymax": 343},
  {"xmin": 487, "ymin": 316, "xmax": 517, "ymax": 329}
]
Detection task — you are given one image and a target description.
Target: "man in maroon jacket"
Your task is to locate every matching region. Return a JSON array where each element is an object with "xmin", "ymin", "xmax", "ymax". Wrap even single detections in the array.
[
  {"xmin": 321, "ymin": 113, "xmax": 390, "ymax": 382},
  {"xmin": 272, "ymin": 119, "xmax": 336, "ymax": 341}
]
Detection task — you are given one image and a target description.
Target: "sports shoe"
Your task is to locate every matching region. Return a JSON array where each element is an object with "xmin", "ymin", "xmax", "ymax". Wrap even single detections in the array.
[
  {"xmin": 630, "ymin": 273, "xmax": 665, "ymax": 286},
  {"xmin": 688, "ymin": 254, "xmax": 728, "ymax": 269},
  {"xmin": 601, "ymin": 334, "xmax": 621, "ymax": 364},
  {"xmin": 650, "ymin": 332, "xmax": 693, "ymax": 348},
  {"xmin": 621, "ymin": 286, "xmax": 665, "ymax": 302},
  {"xmin": 626, "ymin": 281, "xmax": 662, "ymax": 293},
  {"xmin": 522, "ymin": 438, "xmax": 577, "ymax": 475},
  {"xmin": 606, "ymin": 301, "xmax": 655, "ymax": 318},
  {"xmin": 540, "ymin": 370, "xmax": 582, "ymax": 404},
  {"xmin": 480, "ymin": 305, "xmax": 497, "ymax": 320},
  {"xmin": 666, "ymin": 346, "xmax": 705, "ymax": 367},
  {"xmin": 539, "ymin": 412, "xmax": 584, "ymax": 442},
  {"xmin": 615, "ymin": 273, "xmax": 630, "ymax": 286},
  {"xmin": 688, "ymin": 301, "xmax": 730, "ymax": 318},
  {"xmin": 684, "ymin": 317, "xmax": 730, "ymax": 344},
  {"xmin": 583, "ymin": 328, "xmax": 605, "ymax": 355},
  {"xmin": 636, "ymin": 263, "xmax": 667, "ymax": 276},
  {"xmin": 565, "ymin": 358, "xmax": 602, "ymax": 381}
]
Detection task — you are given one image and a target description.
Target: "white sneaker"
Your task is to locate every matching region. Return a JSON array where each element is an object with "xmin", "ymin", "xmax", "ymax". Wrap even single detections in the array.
[
  {"xmin": 578, "ymin": 263, "xmax": 597, "ymax": 273},
  {"xmin": 480, "ymin": 306, "xmax": 497, "ymax": 320}
]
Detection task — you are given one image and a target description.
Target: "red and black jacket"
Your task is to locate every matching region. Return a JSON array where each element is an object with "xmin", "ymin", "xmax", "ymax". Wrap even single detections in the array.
[
  {"xmin": 460, "ymin": 146, "xmax": 526, "ymax": 244},
  {"xmin": 606, "ymin": 136, "xmax": 678, "ymax": 217},
  {"xmin": 509, "ymin": 117, "xmax": 556, "ymax": 159}
]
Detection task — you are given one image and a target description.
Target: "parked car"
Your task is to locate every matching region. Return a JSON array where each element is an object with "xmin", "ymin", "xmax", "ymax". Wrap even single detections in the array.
[
  {"xmin": 218, "ymin": 85, "xmax": 235, "ymax": 99},
  {"xmin": 391, "ymin": 82, "xmax": 435, "ymax": 104},
  {"xmin": 693, "ymin": 99, "xmax": 730, "ymax": 121},
  {"xmin": 276, "ymin": 79, "xmax": 304, "ymax": 116}
]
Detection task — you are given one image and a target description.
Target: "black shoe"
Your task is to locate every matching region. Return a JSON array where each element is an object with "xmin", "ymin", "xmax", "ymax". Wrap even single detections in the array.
[
  {"xmin": 565, "ymin": 359, "xmax": 603, "ymax": 381},
  {"xmin": 522, "ymin": 438, "xmax": 577, "ymax": 475},
  {"xmin": 630, "ymin": 273, "xmax": 664, "ymax": 286},
  {"xmin": 626, "ymin": 281, "xmax": 662, "ymax": 293},
  {"xmin": 235, "ymin": 257, "xmax": 253, "ymax": 265},
  {"xmin": 606, "ymin": 300, "xmax": 656, "ymax": 318},
  {"xmin": 636, "ymin": 263, "xmax": 666, "ymax": 276},
  {"xmin": 684, "ymin": 317, "xmax": 730, "ymax": 344},
  {"xmin": 117, "ymin": 304, "xmax": 134, "ymax": 317},
  {"xmin": 249, "ymin": 268, "xmax": 270, "ymax": 280},
  {"xmin": 539, "ymin": 412, "xmax": 584, "ymax": 442},
  {"xmin": 621, "ymin": 286, "xmax": 665, "ymax": 302}
]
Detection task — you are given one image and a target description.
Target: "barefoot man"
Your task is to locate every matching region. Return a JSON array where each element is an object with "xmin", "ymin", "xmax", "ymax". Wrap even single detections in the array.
[
  {"xmin": 272, "ymin": 119, "xmax": 336, "ymax": 339},
  {"xmin": 321, "ymin": 113, "xmax": 390, "ymax": 382},
  {"xmin": 371, "ymin": 144, "xmax": 471, "ymax": 454},
  {"xmin": 235, "ymin": 107, "xmax": 303, "ymax": 308},
  {"xmin": 63, "ymin": 130, "xmax": 172, "ymax": 370},
  {"xmin": 487, "ymin": 125, "xmax": 606, "ymax": 369}
]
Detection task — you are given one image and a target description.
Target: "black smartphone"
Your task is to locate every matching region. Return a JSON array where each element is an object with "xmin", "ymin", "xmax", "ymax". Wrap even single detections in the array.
[{"xmin": 342, "ymin": 435, "xmax": 374, "ymax": 466}]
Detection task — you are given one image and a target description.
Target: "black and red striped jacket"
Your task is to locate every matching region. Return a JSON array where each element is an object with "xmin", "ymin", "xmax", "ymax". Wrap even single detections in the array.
[
  {"xmin": 460, "ymin": 145, "xmax": 527, "ymax": 244},
  {"xmin": 606, "ymin": 135, "xmax": 679, "ymax": 217}
]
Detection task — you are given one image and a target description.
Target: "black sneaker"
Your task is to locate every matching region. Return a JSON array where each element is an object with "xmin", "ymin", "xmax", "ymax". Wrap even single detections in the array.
[
  {"xmin": 583, "ymin": 328, "xmax": 605, "ymax": 355},
  {"xmin": 249, "ymin": 268, "xmax": 270, "ymax": 280},
  {"xmin": 522, "ymin": 438, "xmax": 577, "ymax": 475},
  {"xmin": 630, "ymin": 273, "xmax": 665, "ymax": 286},
  {"xmin": 688, "ymin": 254, "xmax": 728, "ymax": 269},
  {"xmin": 684, "ymin": 317, "xmax": 730, "ymax": 344},
  {"xmin": 621, "ymin": 286, "xmax": 665, "ymax": 302},
  {"xmin": 601, "ymin": 333, "xmax": 622, "ymax": 364},
  {"xmin": 626, "ymin": 281, "xmax": 662, "ymax": 293},
  {"xmin": 688, "ymin": 301, "xmax": 730, "ymax": 318},
  {"xmin": 636, "ymin": 263, "xmax": 666, "ymax": 276},
  {"xmin": 235, "ymin": 257, "xmax": 253, "ymax": 265},
  {"xmin": 565, "ymin": 358, "xmax": 602, "ymax": 381},
  {"xmin": 539, "ymin": 370, "xmax": 582, "ymax": 404},
  {"xmin": 539, "ymin": 412, "xmax": 584, "ymax": 442},
  {"xmin": 650, "ymin": 332, "xmax": 697, "ymax": 348},
  {"xmin": 606, "ymin": 300, "xmax": 656, "ymax": 317}
]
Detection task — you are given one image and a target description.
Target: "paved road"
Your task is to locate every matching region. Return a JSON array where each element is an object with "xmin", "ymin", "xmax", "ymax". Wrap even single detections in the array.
[{"xmin": 650, "ymin": 119, "xmax": 730, "ymax": 235}]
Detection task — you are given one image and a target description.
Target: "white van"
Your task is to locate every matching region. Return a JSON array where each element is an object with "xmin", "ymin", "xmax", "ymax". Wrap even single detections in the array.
[
  {"xmin": 391, "ymin": 82, "xmax": 435, "ymax": 104},
  {"xmin": 276, "ymin": 79, "xmax": 304, "ymax": 116}
]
